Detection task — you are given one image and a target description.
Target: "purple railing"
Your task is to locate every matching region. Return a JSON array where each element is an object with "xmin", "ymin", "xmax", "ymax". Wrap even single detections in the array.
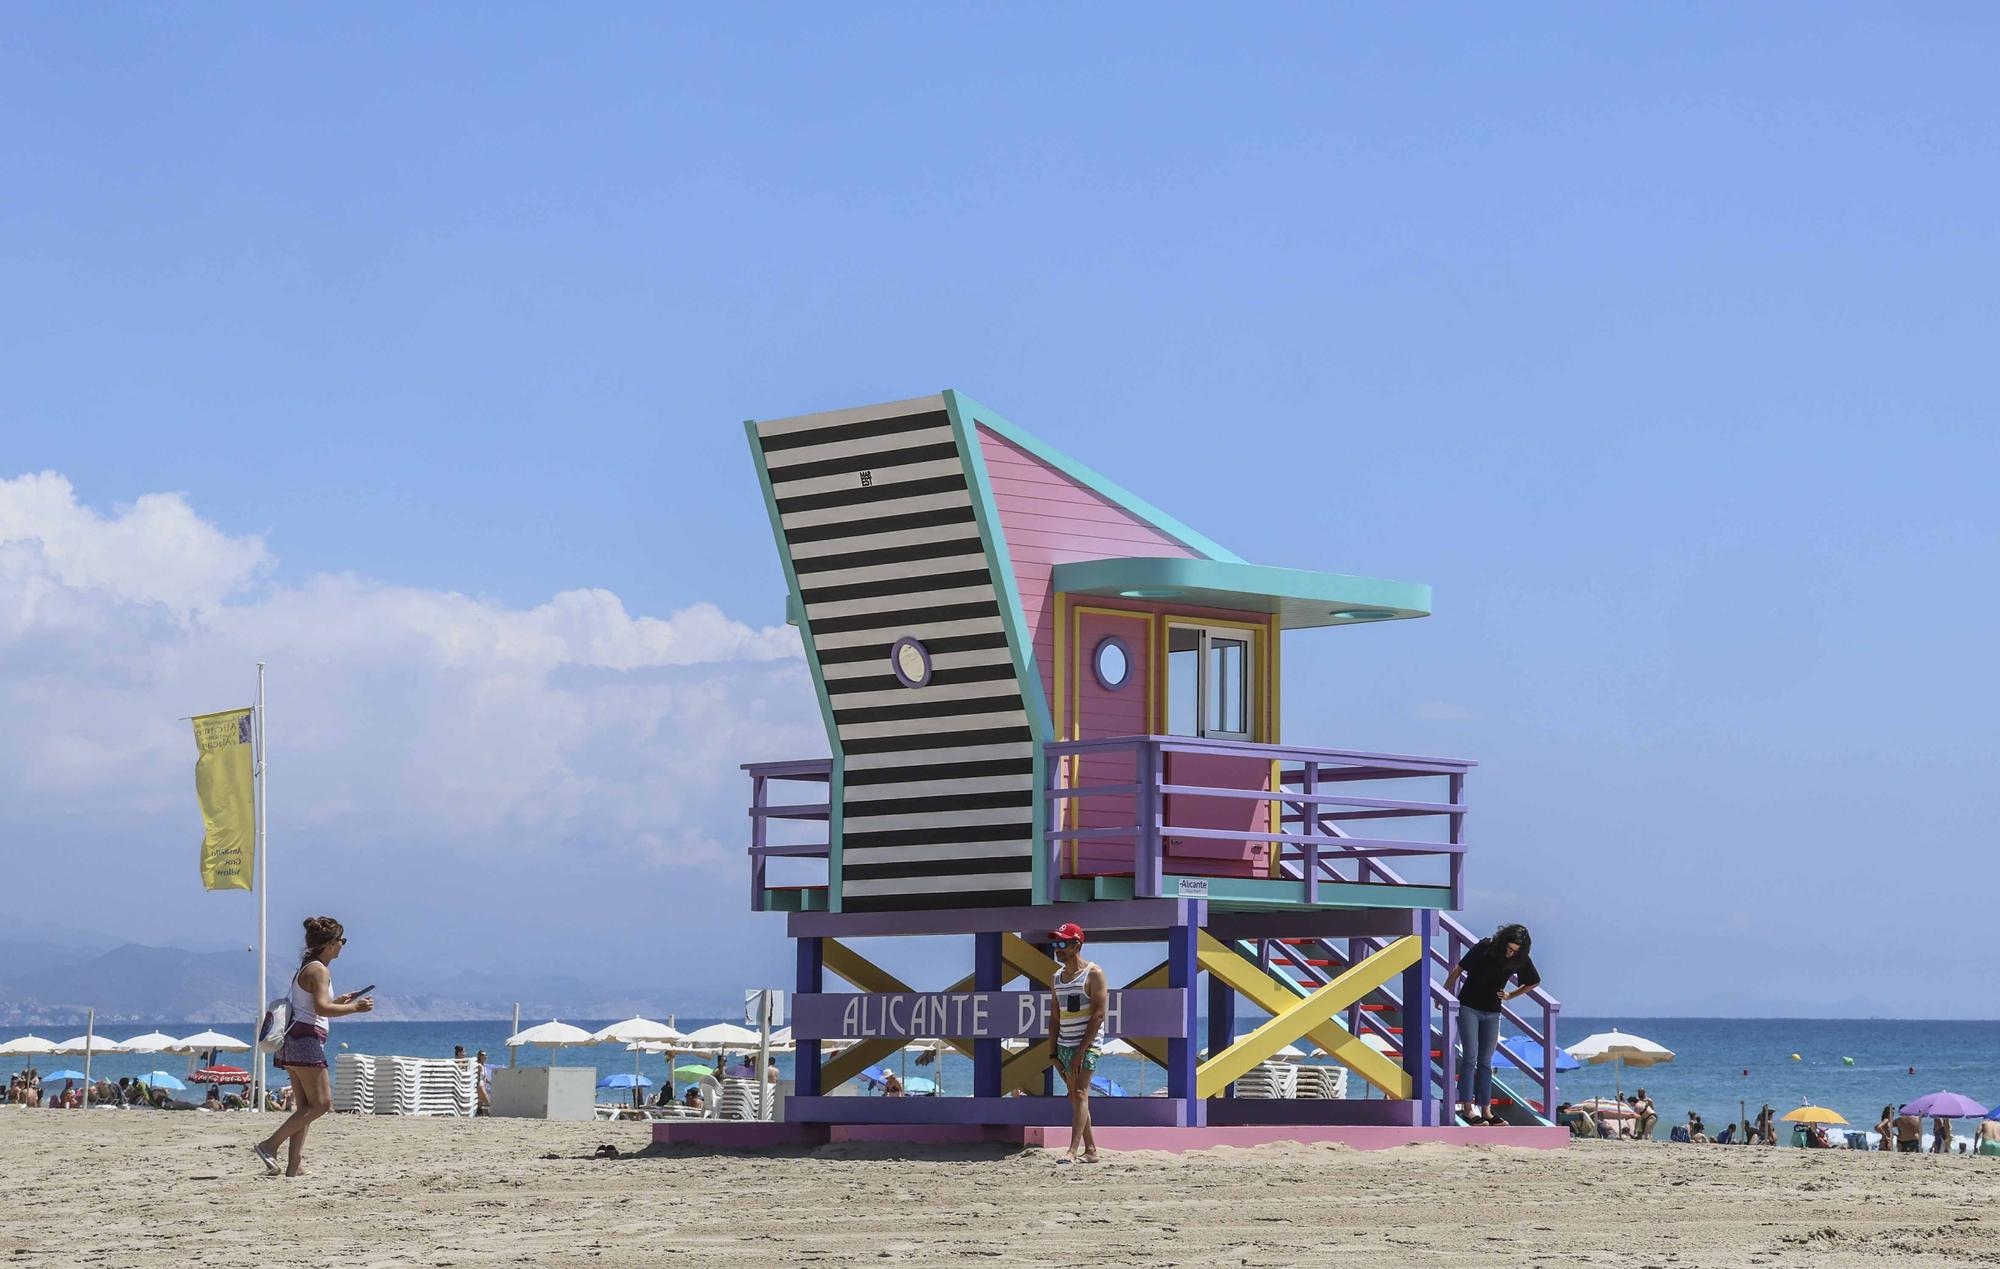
[
  {"xmin": 1044, "ymin": 735, "xmax": 1469, "ymax": 906},
  {"xmin": 1261, "ymin": 774, "xmax": 1562, "ymax": 1119},
  {"xmin": 745, "ymin": 758, "xmax": 832, "ymax": 912}
]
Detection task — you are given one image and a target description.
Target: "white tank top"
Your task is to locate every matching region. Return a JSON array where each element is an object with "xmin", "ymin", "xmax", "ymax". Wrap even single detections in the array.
[
  {"xmin": 1053, "ymin": 962, "xmax": 1098, "ymax": 1049},
  {"xmin": 289, "ymin": 966, "xmax": 326, "ymax": 1031}
]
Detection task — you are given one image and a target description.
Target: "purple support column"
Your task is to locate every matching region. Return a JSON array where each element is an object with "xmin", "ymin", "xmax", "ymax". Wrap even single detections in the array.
[
  {"xmin": 1447, "ymin": 772, "xmax": 1465, "ymax": 910},
  {"xmin": 795, "ymin": 937, "xmax": 823, "ymax": 1097},
  {"xmin": 1344, "ymin": 938, "xmax": 1363, "ymax": 1038},
  {"xmin": 1206, "ymin": 959, "xmax": 1235, "ymax": 1100},
  {"xmin": 1401, "ymin": 909, "xmax": 1436, "ymax": 1125},
  {"xmin": 1440, "ymin": 1000, "xmax": 1459, "ymax": 1122},
  {"xmin": 1136, "ymin": 741, "xmax": 1162, "ymax": 898},
  {"xmin": 974, "ymin": 933, "xmax": 1002, "ymax": 1099},
  {"xmin": 1167, "ymin": 902, "xmax": 1203, "ymax": 1125}
]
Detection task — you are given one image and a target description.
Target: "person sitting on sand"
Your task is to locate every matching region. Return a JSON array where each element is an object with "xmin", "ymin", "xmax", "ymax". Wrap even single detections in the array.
[
  {"xmin": 1807, "ymin": 1123, "xmax": 1831, "ymax": 1149},
  {"xmin": 1895, "ymin": 1111, "xmax": 1923, "ymax": 1153},
  {"xmin": 883, "ymin": 1071, "xmax": 904, "ymax": 1097},
  {"xmin": 682, "ymin": 1086, "xmax": 701, "ymax": 1109},
  {"xmin": 1630, "ymin": 1091, "xmax": 1657, "ymax": 1141},
  {"xmin": 1754, "ymin": 1104, "xmax": 1776, "ymax": 1146},
  {"xmin": 1931, "ymin": 1116, "xmax": 1952, "ymax": 1155},
  {"xmin": 1687, "ymin": 1111, "xmax": 1707, "ymax": 1143},
  {"xmin": 204, "ymin": 1086, "xmax": 222, "ymax": 1110},
  {"xmin": 1557, "ymin": 1102, "xmax": 1595, "ymax": 1138}
]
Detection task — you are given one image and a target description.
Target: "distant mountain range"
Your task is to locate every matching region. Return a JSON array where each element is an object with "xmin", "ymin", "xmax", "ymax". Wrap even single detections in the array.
[{"xmin": 0, "ymin": 933, "xmax": 737, "ymax": 1026}]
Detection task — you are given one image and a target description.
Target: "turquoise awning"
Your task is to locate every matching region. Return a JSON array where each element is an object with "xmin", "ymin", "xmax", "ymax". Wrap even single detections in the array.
[{"xmin": 1051, "ymin": 557, "xmax": 1430, "ymax": 630}]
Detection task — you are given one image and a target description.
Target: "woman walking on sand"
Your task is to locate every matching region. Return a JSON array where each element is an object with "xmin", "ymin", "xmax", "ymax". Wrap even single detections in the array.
[
  {"xmin": 1444, "ymin": 922, "xmax": 1541, "ymax": 1126},
  {"xmin": 253, "ymin": 916, "xmax": 373, "ymax": 1177}
]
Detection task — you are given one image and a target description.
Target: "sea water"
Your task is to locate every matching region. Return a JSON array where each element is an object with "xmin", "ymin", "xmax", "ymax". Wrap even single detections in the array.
[{"xmin": 7, "ymin": 1016, "xmax": 1995, "ymax": 1139}]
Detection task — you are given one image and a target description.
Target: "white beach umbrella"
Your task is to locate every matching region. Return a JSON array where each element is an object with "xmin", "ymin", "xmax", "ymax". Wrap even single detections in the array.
[
  {"xmin": 1100, "ymin": 1037, "xmax": 1138, "ymax": 1057},
  {"xmin": 0, "ymin": 1034, "xmax": 58, "ymax": 1057},
  {"xmin": 590, "ymin": 1017, "xmax": 685, "ymax": 1045},
  {"xmin": 1568, "ymin": 1030, "xmax": 1675, "ymax": 1066},
  {"xmin": 767, "ymin": 1027, "xmax": 795, "ymax": 1053},
  {"xmin": 681, "ymin": 1022, "xmax": 762, "ymax": 1050},
  {"xmin": 54, "ymin": 1035, "xmax": 127, "ymax": 1055},
  {"xmin": 119, "ymin": 1032, "xmax": 181, "ymax": 1053},
  {"xmin": 1568, "ymin": 1028, "xmax": 1674, "ymax": 1103},
  {"xmin": 506, "ymin": 1021, "xmax": 597, "ymax": 1048},
  {"xmin": 171, "ymin": 1030, "xmax": 251, "ymax": 1053}
]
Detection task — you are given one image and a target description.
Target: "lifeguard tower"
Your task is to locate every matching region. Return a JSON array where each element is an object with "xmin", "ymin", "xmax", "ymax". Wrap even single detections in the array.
[{"xmin": 658, "ymin": 392, "xmax": 1565, "ymax": 1151}]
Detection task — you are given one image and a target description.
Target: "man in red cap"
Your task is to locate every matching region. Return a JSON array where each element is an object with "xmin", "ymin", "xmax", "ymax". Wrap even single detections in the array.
[{"xmin": 1046, "ymin": 922, "xmax": 1107, "ymax": 1163}]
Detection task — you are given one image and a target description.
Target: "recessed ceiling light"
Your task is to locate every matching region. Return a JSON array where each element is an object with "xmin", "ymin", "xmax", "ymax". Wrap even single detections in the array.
[
  {"xmin": 1118, "ymin": 588, "xmax": 1183, "ymax": 599},
  {"xmin": 1331, "ymin": 609, "xmax": 1395, "ymax": 621}
]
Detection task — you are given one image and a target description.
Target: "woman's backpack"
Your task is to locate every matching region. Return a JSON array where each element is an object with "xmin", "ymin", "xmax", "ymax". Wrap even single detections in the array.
[{"xmin": 258, "ymin": 969, "xmax": 301, "ymax": 1051}]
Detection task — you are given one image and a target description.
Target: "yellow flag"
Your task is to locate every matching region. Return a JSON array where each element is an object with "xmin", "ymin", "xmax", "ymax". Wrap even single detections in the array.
[{"xmin": 193, "ymin": 707, "xmax": 256, "ymax": 891}]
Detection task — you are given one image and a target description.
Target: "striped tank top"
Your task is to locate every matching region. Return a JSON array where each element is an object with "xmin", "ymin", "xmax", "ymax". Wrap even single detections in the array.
[{"xmin": 1053, "ymin": 961, "xmax": 1098, "ymax": 1049}]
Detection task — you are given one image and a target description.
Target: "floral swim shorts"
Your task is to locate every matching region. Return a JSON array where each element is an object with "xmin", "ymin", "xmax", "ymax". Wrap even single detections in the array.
[{"xmin": 1054, "ymin": 1044, "xmax": 1099, "ymax": 1075}]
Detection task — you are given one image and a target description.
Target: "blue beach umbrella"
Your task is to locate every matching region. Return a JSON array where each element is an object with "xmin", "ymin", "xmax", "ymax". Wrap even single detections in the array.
[
  {"xmin": 1090, "ymin": 1075, "xmax": 1127, "ymax": 1097},
  {"xmin": 597, "ymin": 1072, "xmax": 653, "ymax": 1090},
  {"xmin": 1505, "ymin": 1038, "xmax": 1581, "ymax": 1073},
  {"xmin": 43, "ymin": 1068, "xmax": 88, "ymax": 1082},
  {"xmin": 856, "ymin": 1065, "xmax": 892, "ymax": 1091},
  {"xmin": 139, "ymin": 1071, "xmax": 186, "ymax": 1090}
]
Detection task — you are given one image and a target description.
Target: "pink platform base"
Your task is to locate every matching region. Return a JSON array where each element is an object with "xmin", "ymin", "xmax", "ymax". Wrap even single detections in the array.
[{"xmin": 652, "ymin": 1120, "xmax": 1566, "ymax": 1153}]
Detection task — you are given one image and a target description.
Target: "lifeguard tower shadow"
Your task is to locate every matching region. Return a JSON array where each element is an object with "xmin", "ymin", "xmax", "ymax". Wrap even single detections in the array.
[{"xmin": 658, "ymin": 392, "xmax": 1566, "ymax": 1153}]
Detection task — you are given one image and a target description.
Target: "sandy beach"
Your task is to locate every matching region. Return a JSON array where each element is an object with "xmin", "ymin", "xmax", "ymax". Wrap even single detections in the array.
[{"xmin": 5, "ymin": 1113, "xmax": 1998, "ymax": 1268}]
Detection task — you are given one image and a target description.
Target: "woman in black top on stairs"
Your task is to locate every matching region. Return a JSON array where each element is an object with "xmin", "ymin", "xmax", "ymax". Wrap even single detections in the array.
[{"xmin": 1444, "ymin": 923, "xmax": 1541, "ymax": 1126}]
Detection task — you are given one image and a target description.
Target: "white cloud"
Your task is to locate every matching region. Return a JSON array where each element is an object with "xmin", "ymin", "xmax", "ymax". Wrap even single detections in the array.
[{"xmin": 0, "ymin": 473, "xmax": 821, "ymax": 872}]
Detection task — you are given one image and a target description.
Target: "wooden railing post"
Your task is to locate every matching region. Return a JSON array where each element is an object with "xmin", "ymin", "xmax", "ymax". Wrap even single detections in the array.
[
  {"xmin": 1541, "ymin": 999, "xmax": 1562, "ymax": 1115},
  {"xmin": 749, "ymin": 773, "xmax": 769, "ymax": 912},
  {"xmin": 1136, "ymin": 739, "xmax": 1163, "ymax": 898},
  {"xmin": 1441, "ymin": 1000, "xmax": 1460, "ymax": 1120},
  {"xmin": 1300, "ymin": 759, "xmax": 1319, "ymax": 904}
]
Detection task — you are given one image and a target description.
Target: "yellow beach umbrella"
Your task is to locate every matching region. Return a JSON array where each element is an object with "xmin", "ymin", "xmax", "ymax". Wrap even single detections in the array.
[{"xmin": 1781, "ymin": 1105, "xmax": 1847, "ymax": 1125}]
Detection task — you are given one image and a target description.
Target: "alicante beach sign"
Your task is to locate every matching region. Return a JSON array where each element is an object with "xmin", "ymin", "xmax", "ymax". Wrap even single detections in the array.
[{"xmin": 790, "ymin": 990, "xmax": 1188, "ymax": 1041}]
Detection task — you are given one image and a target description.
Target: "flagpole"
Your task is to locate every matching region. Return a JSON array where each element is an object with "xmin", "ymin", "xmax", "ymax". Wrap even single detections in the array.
[{"xmin": 254, "ymin": 662, "xmax": 268, "ymax": 1113}]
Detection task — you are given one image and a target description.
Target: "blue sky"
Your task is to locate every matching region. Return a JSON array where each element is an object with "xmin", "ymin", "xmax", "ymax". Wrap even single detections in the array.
[{"xmin": 3, "ymin": 5, "xmax": 1995, "ymax": 1016}]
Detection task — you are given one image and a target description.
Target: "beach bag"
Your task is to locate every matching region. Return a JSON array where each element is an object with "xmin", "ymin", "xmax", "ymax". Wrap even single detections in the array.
[{"xmin": 258, "ymin": 969, "xmax": 300, "ymax": 1052}]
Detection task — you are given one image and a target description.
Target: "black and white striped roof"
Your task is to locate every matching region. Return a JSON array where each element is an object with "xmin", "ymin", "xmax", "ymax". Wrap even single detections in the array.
[{"xmin": 753, "ymin": 396, "xmax": 1035, "ymax": 911}]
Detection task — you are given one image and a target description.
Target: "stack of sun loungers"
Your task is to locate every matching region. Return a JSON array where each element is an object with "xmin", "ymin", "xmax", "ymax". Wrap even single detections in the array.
[
  {"xmin": 332, "ymin": 1053, "xmax": 376, "ymax": 1114},
  {"xmin": 343, "ymin": 1056, "xmax": 478, "ymax": 1117},
  {"xmin": 1293, "ymin": 1064, "xmax": 1349, "ymax": 1100},
  {"xmin": 1231, "ymin": 1061, "xmax": 1299, "ymax": 1100},
  {"xmin": 715, "ymin": 1078, "xmax": 771, "ymax": 1121}
]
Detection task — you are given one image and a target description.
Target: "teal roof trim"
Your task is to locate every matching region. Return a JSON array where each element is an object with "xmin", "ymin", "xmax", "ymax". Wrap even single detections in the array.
[
  {"xmin": 1052, "ymin": 557, "xmax": 1432, "ymax": 630},
  {"xmin": 943, "ymin": 390, "xmax": 1245, "ymax": 564},
  {"xmin": 944, "ymin": 392, "xmax": 1054, "ymax": 904}
]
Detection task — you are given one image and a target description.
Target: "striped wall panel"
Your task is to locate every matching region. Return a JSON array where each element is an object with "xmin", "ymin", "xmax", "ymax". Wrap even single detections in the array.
[{"xmin": 754, "ymin": 400, "xmax": 1036, "ymax": 912}]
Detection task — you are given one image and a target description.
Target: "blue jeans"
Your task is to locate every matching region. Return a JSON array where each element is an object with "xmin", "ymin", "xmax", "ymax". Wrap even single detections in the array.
[{"xmin": 1457, "ymin": 1007, "xmax": 1501, "ymax": 1106}]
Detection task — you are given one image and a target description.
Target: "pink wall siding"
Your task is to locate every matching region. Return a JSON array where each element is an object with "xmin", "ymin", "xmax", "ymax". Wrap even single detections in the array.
[{"xmin": 976, "ymin": 425, "xmax": 1199, "ymax": 712}]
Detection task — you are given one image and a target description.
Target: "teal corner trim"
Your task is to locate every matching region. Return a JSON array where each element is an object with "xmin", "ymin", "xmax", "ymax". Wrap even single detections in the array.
[
  {"xmin": 947, "ymin": 390, "xmax": 1245, "ymax": 564},
  {"xmin": 744, "ymin": 419, "xmax": 844, "ymax": 912},
  {"xmin": 943, "ymin": 390, "xmax": 1054, "ymax": 905}
]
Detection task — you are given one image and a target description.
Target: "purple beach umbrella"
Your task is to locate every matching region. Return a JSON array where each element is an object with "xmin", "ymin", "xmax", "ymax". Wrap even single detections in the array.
[{"xmin": 1900, "ymin": 1090, "xmax": 1989, "ymax": 1119}]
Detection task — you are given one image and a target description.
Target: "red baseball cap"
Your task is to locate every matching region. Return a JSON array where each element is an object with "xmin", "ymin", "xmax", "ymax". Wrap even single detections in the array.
[{"xmin": 1048, "ymin": 922, "xmax": 1085, "ymax": 943}]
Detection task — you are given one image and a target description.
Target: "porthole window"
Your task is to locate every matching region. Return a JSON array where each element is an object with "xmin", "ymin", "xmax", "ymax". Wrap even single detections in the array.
[
  {"xmin": 889, "ymin": 635, "xmax": 932, "ymax": 688},
  {"xmin": 1092, "ymin": 636, "xmax": 1132, "ymax": 691}
]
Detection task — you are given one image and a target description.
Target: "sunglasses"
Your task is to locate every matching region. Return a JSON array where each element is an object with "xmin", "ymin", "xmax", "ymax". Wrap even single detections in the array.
[{"xmin": 1050, "ymin": 940, "xmax": 1075, "ymax": 950}]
